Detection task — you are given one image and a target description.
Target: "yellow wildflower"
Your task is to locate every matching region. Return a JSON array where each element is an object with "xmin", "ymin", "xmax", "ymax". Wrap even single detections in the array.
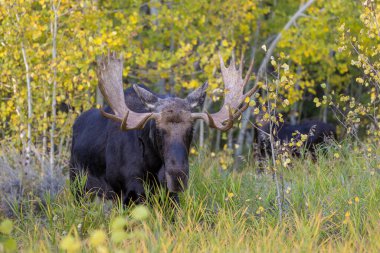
[
  {"xmin": 225, "ymin": 192, "xmax": 235, "ymax": 201},
  {"xmin": 343, "ymin": 211, "xmax": 351, "ymax": 224},
  {"xmin": 190, "ymin": 147, "xmax": 197, "ymax": 155},
  {"xmin": 256, "ymin": 206, "xmax": 265, "ymax": 215}
]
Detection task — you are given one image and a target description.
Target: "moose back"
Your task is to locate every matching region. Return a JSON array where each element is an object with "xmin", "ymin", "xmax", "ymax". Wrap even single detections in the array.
[{"xmin": 256, "ymin": 120, "xmax": 337, "ymax": 158}]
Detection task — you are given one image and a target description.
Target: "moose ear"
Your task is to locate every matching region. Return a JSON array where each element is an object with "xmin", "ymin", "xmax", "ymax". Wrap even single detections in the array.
[
  {"xmin": 133, "ymin": 84, "xmax": 160, "ymax": 109},
  {"xmin": 186, "ymin": 82, "xmax": 208, "ymax": 110}
]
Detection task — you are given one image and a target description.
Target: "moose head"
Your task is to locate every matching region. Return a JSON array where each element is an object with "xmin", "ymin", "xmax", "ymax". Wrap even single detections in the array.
[{"xmin": 96, "ymin": 52, "xmax": 257, "ymax": 192}]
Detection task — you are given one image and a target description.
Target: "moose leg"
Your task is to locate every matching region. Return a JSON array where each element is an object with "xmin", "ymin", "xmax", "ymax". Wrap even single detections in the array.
[
  {"xmin": 86, "ymin": 175, "xmax": 116, "ymax": 199},
  {"xmin": 123, "ymin": 177, "xmax": 146, "ymax": 206},
  {"xmin": 169, "ymin": 192, "xmax": 179, "ymax": 205}
]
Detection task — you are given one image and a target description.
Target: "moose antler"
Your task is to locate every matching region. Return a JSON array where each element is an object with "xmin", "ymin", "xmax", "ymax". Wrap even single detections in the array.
[
  {"xmin": 191, "ymin": 52, "xmax": 257, "ymax": 131},
  {"xmin": 97, "ymin": 52, "xmax": 158, "ymax": 130}
]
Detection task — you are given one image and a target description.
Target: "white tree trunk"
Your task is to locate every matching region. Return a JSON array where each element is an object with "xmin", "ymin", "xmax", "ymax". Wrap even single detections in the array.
[
  {"xmin": 227, "ymin": 130, "xmax": 233, "ymax": 150},
  {"xmin": 42, "ymin": 111, "xmax": 48, "ymax": 161},
  {"xmin": 20, "ymin": 42, "xmax": 32, "ymax": 168},
  {"xmin": 290, "ymin": 65, "xmax": 302, "ymax": 125},
  {"xmin": 50, "ymin": 2, "xmax": 59, "ymax": 171},
  {"xmin": 199, "ymin": 120, "xmax": 204, "ymax": 148}
]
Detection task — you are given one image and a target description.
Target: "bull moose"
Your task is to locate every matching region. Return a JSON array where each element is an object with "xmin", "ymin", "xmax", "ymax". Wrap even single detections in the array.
[
  {"xmin": 257, "ymin": 120, "xmax": 337, "ymax": 159},
  {"xmin": 70, "ymin": 52, "xmax": 256, "ymax": 206}
]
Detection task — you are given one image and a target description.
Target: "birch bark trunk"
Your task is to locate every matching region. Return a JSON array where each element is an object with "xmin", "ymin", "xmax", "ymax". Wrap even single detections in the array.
[{"xmin": 50, "ymin": 2, "xmax": 59, "ymax": 171}]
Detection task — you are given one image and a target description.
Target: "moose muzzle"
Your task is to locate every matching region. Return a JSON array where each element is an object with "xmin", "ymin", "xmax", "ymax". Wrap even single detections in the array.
[
  {"xmin": 165, "ymin": 169, "xmax": 188, "ymax": 192},
  {"xmin": 163, "ymin": 143, "xmax": 189, "ymax": 192}
]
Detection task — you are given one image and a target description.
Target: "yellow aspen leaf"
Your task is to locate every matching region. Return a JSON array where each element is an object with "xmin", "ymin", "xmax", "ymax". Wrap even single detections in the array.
[
  {"xmin": 356, "ymin": 77, "xmax": 364, "ymax": 84},
  {"xmin": 281, "ymin": 63, "xmax": 289, "ymax": 72},
  {"xmin": 129, "ymin": 14, "xmax": 138, "ymax": 25}
]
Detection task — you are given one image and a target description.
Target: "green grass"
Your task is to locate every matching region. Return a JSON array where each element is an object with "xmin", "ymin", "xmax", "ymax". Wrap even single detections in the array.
[{"xmin": 1, "ymin": 141, "xmax": 380, "ymax": 252}]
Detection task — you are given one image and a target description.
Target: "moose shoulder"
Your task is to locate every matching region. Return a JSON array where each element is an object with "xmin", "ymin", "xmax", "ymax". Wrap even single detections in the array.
[{"xmin": 70, "ymin": 52, "xmax": 256, "ymax": 206}]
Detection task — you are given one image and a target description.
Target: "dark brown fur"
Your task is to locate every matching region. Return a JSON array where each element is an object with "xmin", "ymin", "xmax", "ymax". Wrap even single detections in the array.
[{"xmin": 70, "ymin": 84, "xmax": 207, "ymax": 206}]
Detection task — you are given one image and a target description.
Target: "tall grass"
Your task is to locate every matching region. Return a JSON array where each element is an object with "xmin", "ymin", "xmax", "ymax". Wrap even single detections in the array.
[{"xmin": 0, "ymin": 141, "xmax": 379, "ymax": 252}]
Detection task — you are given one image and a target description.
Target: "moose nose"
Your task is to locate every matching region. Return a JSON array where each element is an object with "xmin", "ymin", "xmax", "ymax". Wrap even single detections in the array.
[{"xmin": 165, "ymin": 169, "xmax": 188, "ymax": 192}]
